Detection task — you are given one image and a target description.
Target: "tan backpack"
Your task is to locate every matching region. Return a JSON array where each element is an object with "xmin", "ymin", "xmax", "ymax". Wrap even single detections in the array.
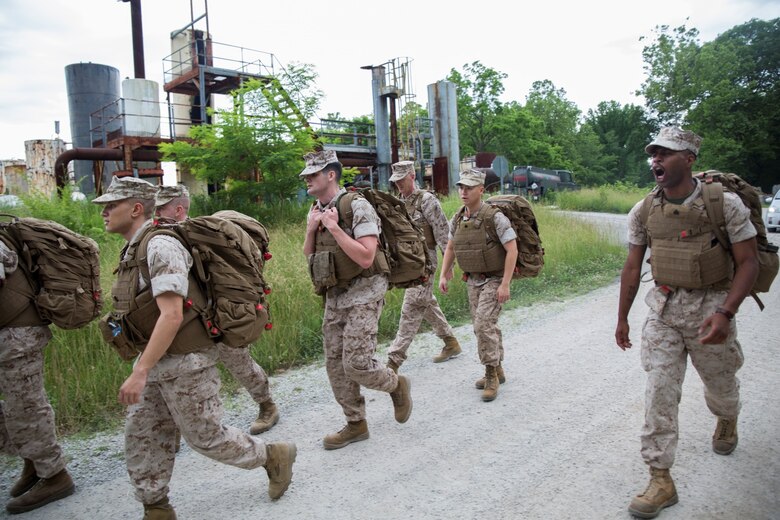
[
  {"xmin": 338, "ymin": 189, "xmax": 434, "ymax": 289},
  {"xmin": 485, "ymin": 195, "xmax": 545, "ymax": 279},
  {"xmin": 0, "ymin": 215, "xmax": 102, "ymax": 329},
  {"xmin": 138, "ymin": 215, "xmax": 272, "ymax": 348}
]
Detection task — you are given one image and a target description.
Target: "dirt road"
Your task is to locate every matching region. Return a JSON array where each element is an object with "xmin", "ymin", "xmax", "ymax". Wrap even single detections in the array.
[{"xmin": 2, "ymin": 218, "xmax": 778, "ymax": 520}]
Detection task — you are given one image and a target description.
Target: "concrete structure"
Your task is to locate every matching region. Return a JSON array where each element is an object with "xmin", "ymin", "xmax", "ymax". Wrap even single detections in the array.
[{"xmin": 427, "ymin": 80, "xmax": 459, "ymax": 191}]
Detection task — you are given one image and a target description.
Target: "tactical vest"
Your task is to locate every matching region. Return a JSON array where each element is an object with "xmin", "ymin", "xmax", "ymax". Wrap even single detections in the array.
[
  {"xmin": 405, "ymin": 190, "xmax": 436, "ymax": 250},
  {"xmin": 0, "ymin": 267, "xmax": 47, "ymax": 328},
  {"xmin": 309, "ymin": 196, "xmax": 390, "ymax": 295},
  {"xmin": 644, "ymin": 192, "xmax": 732, "ymax": 290},
  {"xmin": 110, "ymin": 226, "xmax": 213, "ymax": 355},
  {"xmin": 452, "ymin": 204, "xmax": 506, "ymax": 277}
]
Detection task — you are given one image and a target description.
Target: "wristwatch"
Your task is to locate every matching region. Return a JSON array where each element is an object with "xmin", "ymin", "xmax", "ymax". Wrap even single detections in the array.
[{"xmin": 715, "ymin": 306, "xmax": 735, "ymax": 321}]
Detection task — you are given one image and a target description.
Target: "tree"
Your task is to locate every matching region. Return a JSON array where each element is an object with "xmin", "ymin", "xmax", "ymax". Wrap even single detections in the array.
[
  {"xmin": 584, "ymin": 101, "xmax": 656, "ymax": 185},
  {"xmin": 159, "ymin": 62, "xmax": 321, "ymax": 200},
  {"xmin": 446, "ymin": 61, "xmax": 508, "ymax": 156},
  {"xmin": 638, "ymin": 18, "xmax": 780, "ymax": 192}
]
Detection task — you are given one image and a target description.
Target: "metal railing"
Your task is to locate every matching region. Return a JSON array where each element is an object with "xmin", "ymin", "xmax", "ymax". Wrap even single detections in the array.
[{"xmin": 89, "ymin": 96, "xmax": 209, "ymax": 145}]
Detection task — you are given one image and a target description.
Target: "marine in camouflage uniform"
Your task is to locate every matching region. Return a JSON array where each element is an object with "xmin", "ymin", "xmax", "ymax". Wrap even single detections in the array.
[
  {"xmin": 301, "ymin": 150, "xmax": 412, "ymax": 450},
  {"xmin": 615, "ymin": 127, "xmax": 759, "ymax": 519},
  {"xmin": 386, "ymin": 161, "xmax": 459, "ymax": 370},
  {"xmin": 94, "ymin": 177, "xmax": 296, "ymax": 519},
  {"xmin": 439, "ymin": 169, "xmax": 518, "ymax": 402},
  {"xmin": 0, "ymin": 240, "xmax": 75, "ymax": 514},
  {"xmin": 155, "ymin": 185, "xmax": 279, "ymax": 436}
]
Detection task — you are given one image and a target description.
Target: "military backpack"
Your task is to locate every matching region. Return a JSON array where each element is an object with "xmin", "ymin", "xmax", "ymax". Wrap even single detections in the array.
[
  {"xmin": 137, "ymin": 214, "xmax": 272, "ymax": 348},
  {"xmin": 480, "ymin": 194, "xmax": 545, "ymax": 279},
  {"xmin": 0, "ymin": 215, "xmax": 102, "ymax": 329},
  {"xmin": 338, "ymin": 188, "xmax": 434, "ymax": 289}
]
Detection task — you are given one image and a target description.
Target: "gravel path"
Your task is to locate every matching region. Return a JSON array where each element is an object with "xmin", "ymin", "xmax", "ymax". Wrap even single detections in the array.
[{"xmin": 2, "ymin": 215, "xmax": 778, "ymax": 520}]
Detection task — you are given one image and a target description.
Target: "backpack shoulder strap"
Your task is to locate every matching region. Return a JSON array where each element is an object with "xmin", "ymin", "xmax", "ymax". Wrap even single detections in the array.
[
  {"xmin": 336, "ymin": 190, "xmax": 360, "ymax": 229},
  {"xmin": 700, "ymin": 180, "xmax": 730, "ymax": 250},
  {"xmin": 481, "ymin": 202, "xmax": 502, "ymax": 243}
]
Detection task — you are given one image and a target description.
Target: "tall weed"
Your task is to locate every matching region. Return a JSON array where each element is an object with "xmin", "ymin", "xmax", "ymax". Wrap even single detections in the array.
[{"xmin": 555, "ymin": 183, "xmax": 648, "ymax": 214}]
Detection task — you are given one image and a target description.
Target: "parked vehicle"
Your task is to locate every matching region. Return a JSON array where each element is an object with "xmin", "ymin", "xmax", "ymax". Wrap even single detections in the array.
[
  {"xmin": 765, "ymin": 190, "xmax": 780, "ymax": 232},
  {"xmin": 510, "ymin": 166, "xmax": 580, "ymax": 200}
]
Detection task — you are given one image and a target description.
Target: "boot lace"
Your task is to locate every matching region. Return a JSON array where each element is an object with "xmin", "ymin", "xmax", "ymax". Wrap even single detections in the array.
[{"xmin": 715, "ymin": 419, "xmax": 733, "ymax": 440}]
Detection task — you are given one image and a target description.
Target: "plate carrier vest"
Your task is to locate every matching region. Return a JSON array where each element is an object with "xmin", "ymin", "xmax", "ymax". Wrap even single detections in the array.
[
  {"xmin": 641, "ymin": 189, "xmax": 732, "ymax": 290},
  {"xmin": 452, "ymin": 203, "xmax": 507, "ymax": 278},
  {"xmin": 309, "ymin": 194, "xmax": 390, "ymax": 295}
]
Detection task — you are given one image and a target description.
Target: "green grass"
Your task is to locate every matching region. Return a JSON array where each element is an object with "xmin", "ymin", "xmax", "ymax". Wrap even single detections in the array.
[
  {"xmin": 3, "ymin": 189, "xmax": 627, "ymax": 435},
  {"xmin": 555, "ymin": 183, "xmax": 648, "ymax": 214}
]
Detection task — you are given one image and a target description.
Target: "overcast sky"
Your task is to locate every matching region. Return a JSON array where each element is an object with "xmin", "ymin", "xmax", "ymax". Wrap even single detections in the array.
[{"xmin": 0, "ymin": 0, "xmax": 778, "ymax": 160}]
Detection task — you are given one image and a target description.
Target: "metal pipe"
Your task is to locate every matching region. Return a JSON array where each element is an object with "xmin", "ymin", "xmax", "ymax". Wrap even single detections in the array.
[
  {"xmin": 121, "ymin": 0, "xmax": 146, "ymax": 78},
  {"xmin": 54, "ymin": 147, "xmax": 161, "ymax": 190}
]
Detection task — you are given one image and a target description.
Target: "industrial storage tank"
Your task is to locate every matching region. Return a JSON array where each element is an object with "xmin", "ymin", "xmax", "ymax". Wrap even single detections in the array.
[
  {"xmin": 122, "ymin": 78, "xmax": 161, "ymax": 137},
  {"xmin": 65, "ymin": 63, "xmax": 121, "ymax": 194}
]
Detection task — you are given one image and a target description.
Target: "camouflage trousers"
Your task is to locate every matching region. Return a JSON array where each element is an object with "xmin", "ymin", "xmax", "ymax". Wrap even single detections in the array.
[
  {"xmin": 0, "ymin": 326, "xmax": 65, "ymax": 479},
  {"xmin": 388, "ymin": 277, "xmax": 455, "ymax": 365},
  {"xmin": 323, "ymin": 297, "xmax": 398, "ymax": 423},
  {"xmin": 126, "ymin": 364, "xmax": 268, "ymax": 505},
  {"xmin": 467, "ymin": 279, "xmax": 504, "ymax": 367},
  {"xmin": 640, "ymin": 288, "xmax": 744, "ymax": 469},
  {"xmin": 217, "ymin": 343, "xmax": 271, "ymax": 405}
]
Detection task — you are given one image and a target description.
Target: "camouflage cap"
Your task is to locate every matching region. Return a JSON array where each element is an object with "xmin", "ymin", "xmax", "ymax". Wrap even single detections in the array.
[
  {"xmin": 299, "ymin": 149, "xmax": 339, "ymax": 177},
  {"xmin": 645, "ymin": 126, "xmax": 702, "ymax": 156},
  {"xmin": 155, "ymin": 184, "xmax": 190, "ymax": 207},
  {"xmin": 389, "ymin": 160, "xmax": 415, "ymax": 182},
  {"xmin": 92, "ymin": 176, "xmax": 159, "ymax": 204},
  {"xmin": 456, "ymin": 168, "xmax": 486, "ymax": 187}
]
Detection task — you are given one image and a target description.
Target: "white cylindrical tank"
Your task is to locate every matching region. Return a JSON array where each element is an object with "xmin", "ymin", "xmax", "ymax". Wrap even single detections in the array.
[{"xmin": 122, "ymin": 78, "xmax": 161, "ymax": 137}]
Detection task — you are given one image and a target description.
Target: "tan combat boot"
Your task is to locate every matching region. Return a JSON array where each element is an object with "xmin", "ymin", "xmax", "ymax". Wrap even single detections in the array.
[
  {"xmin": 390, "ymin": 375, "xmax": 413, "ymax": 423},
  {"xmin": 265, "ymin": 442, "xmax": 297, "ymax": 499},
  {"xmin": 5, "ymin": 468, "xmax": 75, "ymax": 514},
  {"xmin": 475, "ymin": 363, "xmax": 506, "ymax": 389},
  {"xmin": 250, "ymin": 400, "xmax": 280, "ymax": 435},
  {"xmin": 323, "ymin": 420, "xmax": 369, "ymax": 450},
  {"xmin": 712, "ymin": 416, "xmax": 738, "ymax": 455},
  {"xmin": 387, "ymin": 359, "xmax": 399, "ymax": 374},
  {"xmin": 9, "ymin": 459, "xmax": 38, "ymax": 498},
  {"xmin": 142, "ymin": 497, "xmax": 177, "ymax": 520},
  {"xmin": 628, "ymin": 467, "xmax": 678, "ymax": 519},
  {"xmin": 481, "ymin": 365, "xmax": 499, "ymax": 402},
  {"xmin": 433, "ymin": 336, "xmax": 462, "ymax": 362}
]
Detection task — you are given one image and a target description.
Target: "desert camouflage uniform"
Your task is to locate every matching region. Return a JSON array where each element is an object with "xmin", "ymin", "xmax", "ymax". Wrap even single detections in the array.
[
  {"xmin": 449, "ymin": 208, "xmax": 516, "ymax": 367},
  {"xmin": 216, "ymin": 344, "xmax": 271, "ymax": 404},
  {"xmin": 627, "ymin": 179, "xmax": 756, "ymax": 469},
  {"xmin": 123, "ymin": 222, "xmax": 268, "ymax": 506},
  {"xmin": 310, "ymin": 188, "xmax": 397, "ymax": 423},
  {"xmin": 0, "ymin": 241, "xmax": 66, "ymax": 480},
  {"xmin": 388, "ymin": 188, "xmax": 454, "ymax": 366}
]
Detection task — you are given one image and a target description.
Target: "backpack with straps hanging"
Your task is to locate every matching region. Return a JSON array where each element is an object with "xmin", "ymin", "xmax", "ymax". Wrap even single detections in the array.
[{"xmin": 0, "ymin": 214, "xmax": 102, "ymax": 329}]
